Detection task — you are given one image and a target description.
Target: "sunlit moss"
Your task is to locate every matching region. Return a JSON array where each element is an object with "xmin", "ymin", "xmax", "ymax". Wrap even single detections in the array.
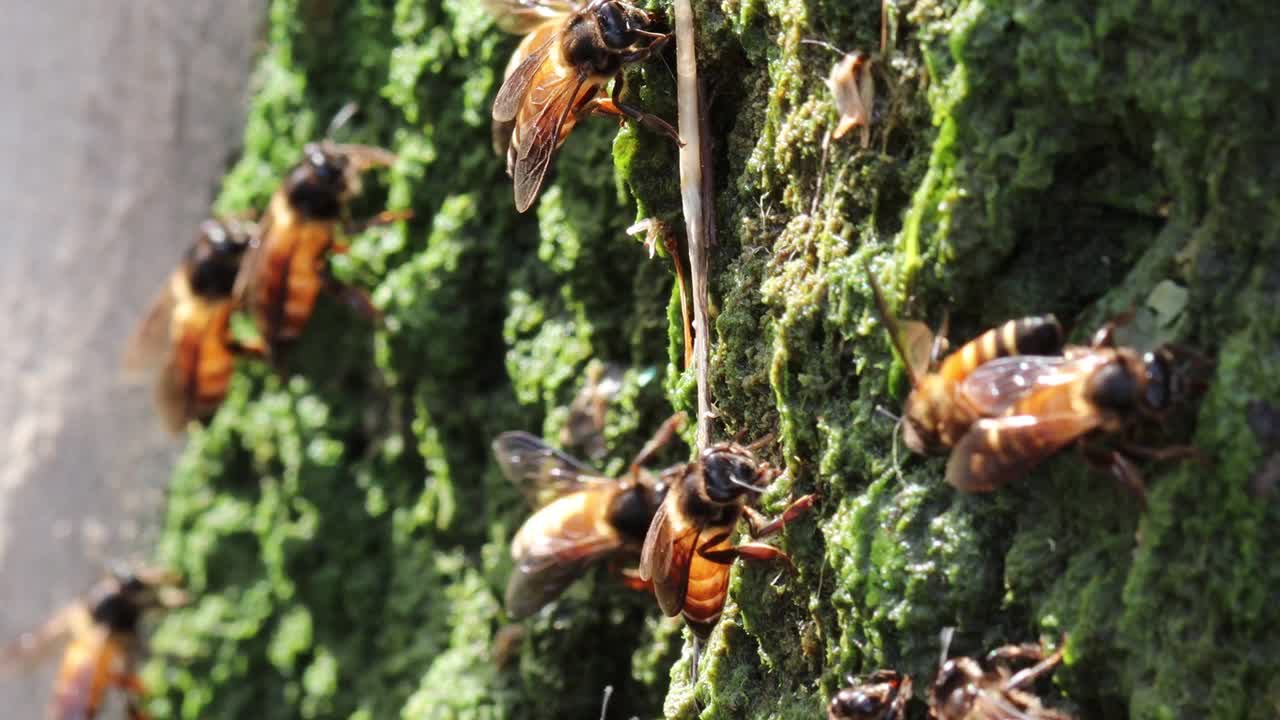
[{"xmin": 147, "ymin": 0, "xmax": 1279, "ymax": 718}]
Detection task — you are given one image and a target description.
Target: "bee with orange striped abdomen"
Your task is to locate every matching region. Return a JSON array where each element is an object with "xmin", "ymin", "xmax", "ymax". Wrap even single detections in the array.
[
  {"xmin": 866, "ymin": 265, "xmax": 1064, "ymax": 455},
  {"xmin": 945, "ymin": 324, "xmax": 1206, "ymax": 497},
  {"xmin": 487, "ymin": 0, "xmax": 681, "ymax": 212},
  {"xmin": 638, "ymin": 437, "xmax": 818, "ymax": 677},
  {"xmin": 493, "ymin": 413, "xmax": 684, "ymax": 619},
  {"xmin": 2, "ymin": 566, "xmax": 188, "ymax": 720},
  {"xmin": 234, "ymin": 106, "xmax": 406, "ymax": 357},
  {"xmin": 125, "ymin": 218, "xmax": 262, "ymax": 431}
]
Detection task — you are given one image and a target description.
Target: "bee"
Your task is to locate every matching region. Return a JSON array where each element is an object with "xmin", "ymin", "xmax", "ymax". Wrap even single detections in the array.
[
  {"xmin": 638, "ymin": 437, "xmax": 818, "ymax": 675},
  {"xmin": 929, "ymin": 641, "xmax": 1072, "ymax": 720},
  {"xmin": 488, "ymin": 0, "xmax": 681, "ymax": 212},
  {"xmin": 124, "ymin": 219, "xmax": 262, "ymax": 432},
  {"xmin": 866, "ymin": 266, "xmax": 1064, "ymax": 455},
  {"xmin": 2, "ymin": 566, "xmax": 188, "ymax": 720},
  {"xmin": 945, "ymin": 325, "xmax": 1203, "ymax": 496},
  {"xmin": 829, "ymin": 670, "xmax": 913, "ymax": 720},
  {"xmin": 234, "ymin": 107, "xmax": 404, "ymax": 357},
  {"xmin": 492, "ymin": 413, "xmax": 684, "ymax": 619}
]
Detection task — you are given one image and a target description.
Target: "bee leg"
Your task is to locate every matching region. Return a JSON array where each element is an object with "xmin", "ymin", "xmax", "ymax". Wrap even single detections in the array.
[
  {"xmin": 585, "ymin": 78, "xmax": 683, "ymax": 146},
  {"xmin": 1001, "ymin": 644, "xmax": 1064, "ymax": 692},
  {"xmin": 228, "ymin": 337, "xmax": 268, "ymax": 359},
  {"xmin": 627, "ymin": 412, "xmax": 687, "ymax": 476},
  {"xmin": 613, "ymin": 564, "xmax": 653, "ymax": 593},
  {"xmin": 742, "ymin": 493, "xmax": 820, "ymax": 539},
  {"xmin": 1122, "ymin": 442, "xmax": 1206, "ymax": 465},
  {"xmin": 343, "ymin": 208, "xmax": 414, "ymax": 236},
  {"xmin": 321, "ymin": 268, "xmax": 382, "ymax": 326},
  {"xmin": 984, "ymin": 642, "xmax": 1046, "ymax": 667},
  {"xmin": 1081, "ymin": 446, "xmax": 1147, "ymax": 507},
  {"xmin": 699, "ymin": 542, "xmax": 796, "ymax": 574}
]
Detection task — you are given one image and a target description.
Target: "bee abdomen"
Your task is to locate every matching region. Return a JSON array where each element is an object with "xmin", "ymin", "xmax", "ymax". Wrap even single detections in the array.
[{"xmin": 944, "ymin": 315, "xmax": 1062, "ymax": 381}]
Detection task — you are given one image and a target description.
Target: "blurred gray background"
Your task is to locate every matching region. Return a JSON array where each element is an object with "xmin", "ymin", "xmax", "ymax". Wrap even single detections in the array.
[{"xmin": 0, "ymin": 1, "xmax": 263, "ymax": 714}]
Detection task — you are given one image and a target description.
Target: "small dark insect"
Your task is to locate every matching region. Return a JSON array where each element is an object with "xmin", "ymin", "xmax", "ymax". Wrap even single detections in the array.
[
  {"xmin": 486, "ymin": 0, "xmax": 681, "ymax": 212},
  {"xmin": 125, "ymin": 219, "xmax": 262, "ymax": 431},
  {"xmin": 493, "ymin": 413, "xmax": 683, "ymax": 619},
  {"xmin": 234, "ymin": 105, "xmax": 407, "ymax": 357},
  {"xmin": 866, "ymin": 263, "xmax": 1064, "ymax": 455},
  {"xmin": 946, "ymin": 323, "xmax": 1207, "ymax": 499},
  {"xmin": 638, "ymin": 434, "xmax": 818, "ymax": 678},
  {"xmin": 829, "ymin": 669, "xmax": 912, "ymax": 720},
  {"xmin": 1, "ymin": 566, "xmax": 188, "ymax": 720},
  {"xmin": 559, "ymin": 361, "xmax": 626, "ymax": 459},
  {"xmin": 929, "ymin": 641, "xmax": 1073, "ymax": 720}
]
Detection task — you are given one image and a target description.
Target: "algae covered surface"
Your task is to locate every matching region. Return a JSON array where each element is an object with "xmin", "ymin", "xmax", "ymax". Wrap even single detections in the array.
[{"xmin": 145, "ymin": 0, "xmax": 1279, "ymax": 718}]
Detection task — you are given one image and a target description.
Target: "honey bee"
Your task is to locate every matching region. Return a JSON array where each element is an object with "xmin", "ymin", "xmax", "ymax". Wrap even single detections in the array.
[
  {"xmin": 492, "ymin": 413, "xmax": 684, "ymax": 619},
  {"xmin": 929, "ymin": 641, "xmax": 1072, "ymax": 720},
  {"xmin": 945, "ymin": 325, "xmax": 1202, "ymax": 496},
  {"xmin": 866, "ymin": 267, "xmax": 1064, "ymax": 455},
  {"xmin": 488, "ymin": 0, "xmax": 681, "ymax": 212},
  {"xmin": 829, "ymin": 670, "xmax": 913, "ymax": 720},
  {"xmin": 2, "ymin": 566, "xmax": 188, "ymax": 720},
  {"xmin": 124, "ymin": 219, "xmax": 262, "ymax": 432},
  {"xmin": 638, "ymin": 437, "xmax": 818, "ymax": 675},
  {"xmin": 234, "ymin": 110, "xmax": 404, "ymax": 357}
]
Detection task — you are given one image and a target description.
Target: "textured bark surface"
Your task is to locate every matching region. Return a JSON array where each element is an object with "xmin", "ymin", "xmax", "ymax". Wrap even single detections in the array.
[
  {"xmin": 147, "ymin": 0, "xmax": 1279, "ymax": 718},
  {"xmin": 0, "ymin": 2, "xmax": 261, "ymax": 717}
]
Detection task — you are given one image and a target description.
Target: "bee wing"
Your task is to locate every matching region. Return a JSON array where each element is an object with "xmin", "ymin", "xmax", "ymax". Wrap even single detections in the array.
[
  {"xmin": 510, "ymin": 69, "xmax": 591, "ymax": 212},
  {"xmin": 482, "ymin": 0, "xmax": 576, "ymax": 34},
  {"xmin": 638, "ymin": 500, "xmax": 698, "ymax": 617},
  {"xmin": 504, "ymin": 499, "xmax": 624, "ymax": 619},
  {"xmin": 946, "ymin": 412, "xmax": 1102, "ymax": 492},
  {"xmin": 492, "ymin": 25, "xmax": 559, "ymax": 123},
  {"xmin": 492, "ymin": 432, "xmax": 611, "ymax": 506},
  {"xmin": 230, "ymin": 206, "xmax": 273, "ymax": 319},
  {"xmin": 0, "ymin": 603, "xmax": 91, "ymax": 672},
  {"xmin": 122, "ymin": 274, "xmax": 179, "ymax": 378},
  {"xmin": 900, "ymin": 320, "xmax": 935, "ymax": 379},
  {"xmin": 958, "ymin": 355, "xmax": 1074, "ymax": 417}
]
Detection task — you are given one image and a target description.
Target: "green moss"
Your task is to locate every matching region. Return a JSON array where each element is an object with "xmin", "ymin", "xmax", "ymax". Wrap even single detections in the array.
[{"xmin": 147, "ymin": 0, "xmax": 1279, "ymax": 718}]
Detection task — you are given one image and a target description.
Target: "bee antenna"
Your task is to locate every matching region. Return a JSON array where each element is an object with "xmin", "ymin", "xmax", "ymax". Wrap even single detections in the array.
[
  {"xmin": 599, "ymin": 685, "xmax": 614, "ymax": 720},
  {"xmin": 874, "ymin": 404, "xmax": 900, "ymax": 424},
  {"xmin": 327, "ymin": 101, "xmax": 360, "ymax": 139},
  {"xmin": 801, "ymin": 38, "xmax": 845, "ymax": 55},
  {"xmin": 863, "ymin": 258, "xmax": 922, "ymax": 390},
  {"xmin": 730, "ymin": 477, "xmax": 766, "ymax": 494}
]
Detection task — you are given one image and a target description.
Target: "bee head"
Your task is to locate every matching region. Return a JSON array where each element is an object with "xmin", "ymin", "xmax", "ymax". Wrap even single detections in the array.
[
  {"xmin": 95, "ymin": 565, "xmax": 189, "ymax": 628},
  {"xmin": 188, "ymin": 219, "xmax": 252, "ymax": 298},
  {"xmin": 700, "ymin": 446, "xmax": 765, "ymax": 504},
  {"xmin": 595, "ymin": 1, "xmax": 647, "ymax": 50},
  {"xmin": 286, "ymin": 143, "xmax": 350, "ymax": 220}
]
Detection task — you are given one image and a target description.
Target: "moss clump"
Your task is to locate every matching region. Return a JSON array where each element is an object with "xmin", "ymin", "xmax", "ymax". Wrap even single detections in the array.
[{"xmin": 147, "ymin": 0, "xmax": 1280, "ymax": 718}]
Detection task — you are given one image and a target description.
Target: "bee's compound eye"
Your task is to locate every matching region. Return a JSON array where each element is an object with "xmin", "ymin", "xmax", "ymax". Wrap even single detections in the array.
[
  {"xmin": 1143, "ymin": 352, "xmax": 1171, "ymax": 410},
  {"xmin": 596, "ymin": 2, "xmax": 630, "ymax": 48}
]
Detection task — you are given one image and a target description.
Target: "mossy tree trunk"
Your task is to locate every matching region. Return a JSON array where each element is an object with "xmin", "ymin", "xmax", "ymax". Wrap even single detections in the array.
[{"xmin": 146, "ymin": 0, "xmax": 1279, "ymax": 718}]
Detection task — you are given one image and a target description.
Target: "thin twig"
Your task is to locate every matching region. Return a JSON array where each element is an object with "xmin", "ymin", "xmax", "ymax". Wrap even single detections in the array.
[{"xmin": 675, "ymin": 0, "xmax": 714, "ymax": 450}]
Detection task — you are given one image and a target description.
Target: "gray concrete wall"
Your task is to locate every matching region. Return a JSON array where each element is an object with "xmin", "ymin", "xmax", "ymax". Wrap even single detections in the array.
[{"xmin": 0, "ymin": 1, "xmax": 263, "ymax": 714}]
